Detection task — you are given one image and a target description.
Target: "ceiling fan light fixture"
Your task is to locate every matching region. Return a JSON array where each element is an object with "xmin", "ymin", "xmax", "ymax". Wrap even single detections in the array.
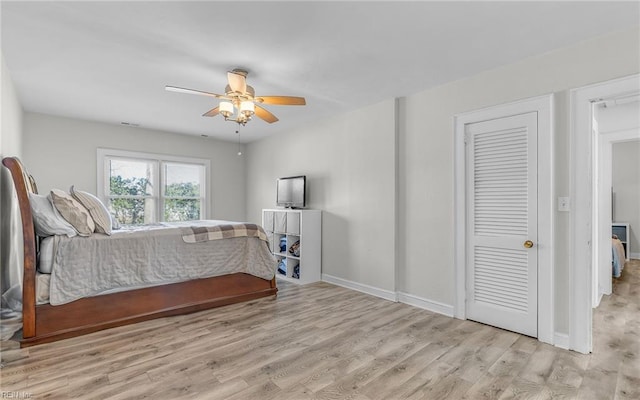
[
  {"xmin": 167, "ymin": 68, "xmax": 305, "ymax": 127},
  {"xmin": 219, "ymin": 101, "xmax": 234, "ymax": 117},
  {"xmin": 240, "ymin": 100, "xmax": 255, "ymax": 117}
]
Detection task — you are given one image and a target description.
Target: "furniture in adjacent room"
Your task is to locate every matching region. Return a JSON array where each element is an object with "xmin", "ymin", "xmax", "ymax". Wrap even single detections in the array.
[
  {"xmin": 262, "ymin": 208, "xmax": 321, "ymax": 284},
  {"xmin": 612, "ymin": 222, "xmax": 630, "ymax": 261}
]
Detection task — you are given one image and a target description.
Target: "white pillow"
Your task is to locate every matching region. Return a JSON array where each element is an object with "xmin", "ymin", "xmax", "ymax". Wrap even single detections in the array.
[
  {"xmin": 28, "ymin": 193, "xmax": 77, "ymax": 237},
  {"xmin": 50, "ymin": 189, "xmax": 95, "ymax": 236},
  {"xmin": 70, "ymin": 186, "xmax": 112, "ymax": 235},
  {"xmin": 38, "ymin": 236, "xmax": 55, "ymax": 273}
]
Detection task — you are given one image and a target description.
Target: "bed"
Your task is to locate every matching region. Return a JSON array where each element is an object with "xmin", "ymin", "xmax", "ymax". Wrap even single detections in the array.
[{"xmin": 2, "ymin": 157, "xmax": 278, "ymax": 347}]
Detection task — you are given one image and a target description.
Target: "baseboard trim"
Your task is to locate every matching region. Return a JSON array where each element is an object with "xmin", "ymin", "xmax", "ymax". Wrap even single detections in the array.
[
  {"xmin": 629, "ymin": 253, "xmax": 639, "ymax": 260},
  {"xmin": 321, "ymin": 274, "xmax": 397, "ymax": 302},
  {"xmin": 594, "ymin": 291, "xmax": 604, "ymax": 308},
  {"xmin": 321, "ymin": 274, "xmax": 454, "ymax": 317},
  {"xmin": 321, "ymin": 274, "xmax": 571, "ymax": 350},
  {"xmin": 554, "ymin": 332, "xmax": 570, "ymax": 349},
  {"xmin": 397, "ymin": 292, "xmax": 454, "ymax": 317}
]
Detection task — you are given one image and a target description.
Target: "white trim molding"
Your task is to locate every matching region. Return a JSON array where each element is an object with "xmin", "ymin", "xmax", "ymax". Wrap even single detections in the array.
[
  {"xmin": 554, "ymin": 332, "xmax": 570, "ymax": 350},
  {"xmin": 397, "ymin": 292, "xmax": 454, "ymax": 317},
  {"xmin": 454, "ymin": 94, "xmax": 555, "ymax": 346},
  {"xmin": 569, "ymin": 74, "xmax": 640, "ymax": 354},
  {"xmin": 321, "ymin": 274, "xmax": 398, "ymax": 302},
  {"xmin": 596, "ymin": 128, "xmax": 640, "ymax": 304},
  {"xmin": 321, "ymin": 274, "xmax": 455, "ymax": 317}
]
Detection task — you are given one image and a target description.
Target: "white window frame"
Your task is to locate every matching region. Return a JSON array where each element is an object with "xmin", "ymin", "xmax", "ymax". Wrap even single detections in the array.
[{"xmin": 97, "ymin": 148, "xmax": 211, "ymax": 223}]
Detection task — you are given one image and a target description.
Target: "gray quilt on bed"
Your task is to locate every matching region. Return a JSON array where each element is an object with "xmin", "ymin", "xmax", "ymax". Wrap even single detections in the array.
[{"xmin": 49, "ymin": 220, "xmax": 276, "ymax": 305}]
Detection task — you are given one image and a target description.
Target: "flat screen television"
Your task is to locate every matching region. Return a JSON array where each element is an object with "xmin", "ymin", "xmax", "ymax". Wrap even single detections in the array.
[{"xmin": 277, "ymin": 175, "xmax": 306, "ymax": 208}]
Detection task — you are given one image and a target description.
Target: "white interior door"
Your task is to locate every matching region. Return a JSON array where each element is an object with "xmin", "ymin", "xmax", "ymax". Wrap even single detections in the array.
[{"xmin": 465, "ymin": 112, "xmax": 538, "ymax": 337}]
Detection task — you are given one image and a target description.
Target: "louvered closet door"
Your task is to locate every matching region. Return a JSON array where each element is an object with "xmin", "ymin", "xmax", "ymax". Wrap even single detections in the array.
[{"xmin": 465, "ymin": 112, "xmax": 538, "ymax": 337}]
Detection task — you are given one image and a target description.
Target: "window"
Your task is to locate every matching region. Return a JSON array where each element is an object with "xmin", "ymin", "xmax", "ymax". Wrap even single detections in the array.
[
  {"xmin": 97, "ymin": 149, "xmax": 209, "ymax": 225},
  {"xmin": 163, "ymin": 162, "xmax": 204, "ymax": 222}
]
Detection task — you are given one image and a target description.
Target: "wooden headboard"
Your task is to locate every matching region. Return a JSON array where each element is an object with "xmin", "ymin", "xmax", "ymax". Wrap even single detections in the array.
[{"xmin": 2, "ymin": 157, "xmax": 38, "ymax": 338}]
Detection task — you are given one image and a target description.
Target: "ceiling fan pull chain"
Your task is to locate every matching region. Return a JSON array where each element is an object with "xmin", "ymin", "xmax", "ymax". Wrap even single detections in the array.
[{"xmin": 236, "ymin": 129, "xmax": 242, "ymax": 156}]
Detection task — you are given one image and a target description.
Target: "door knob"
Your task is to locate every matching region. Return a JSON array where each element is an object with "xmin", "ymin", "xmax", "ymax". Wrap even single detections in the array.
[{"xmin": 524, "ymin": 240, "xmax": 534, "ymax": 248}]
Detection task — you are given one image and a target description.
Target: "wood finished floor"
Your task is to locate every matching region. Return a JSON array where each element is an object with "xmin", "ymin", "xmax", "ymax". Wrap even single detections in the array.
[{"xmin": 1, "ymin": 261, "xmax": 638, "ymax": 400}]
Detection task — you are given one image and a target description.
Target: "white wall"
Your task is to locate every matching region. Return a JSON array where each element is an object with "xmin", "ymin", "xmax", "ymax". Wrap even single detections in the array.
[
  {"xmin": 23, "ymin": 113, "xmax": 247, "ymax": 222},
  {"xmin": 246, "ymin": 99, "xmax": 397, "ymax": 292},
  {"xmin": 246, "ymin": 26, "xmax": 640, "ymax": 336},
  {"xmin": 613, "ymin": 141, "xmax": 640, "ymax": 258},
  {"xmin": 0, "ymin": 52, "xmax": 24, "ymax": 297}
]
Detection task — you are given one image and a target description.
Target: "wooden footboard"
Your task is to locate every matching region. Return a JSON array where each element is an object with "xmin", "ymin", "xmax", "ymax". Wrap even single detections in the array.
[
  {"xmin": 22, "ymin": 274, "xmax": 277, "ymax": 347},
  {"xmin": 2, "ymin": 157, "xmax": 277, "ymax": 348}
]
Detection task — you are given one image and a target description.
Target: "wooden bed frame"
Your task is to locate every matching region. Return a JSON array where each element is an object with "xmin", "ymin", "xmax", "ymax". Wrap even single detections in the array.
[{"xmin": 2, "ymin": 157, "xmax": 277, "ymax": 347}]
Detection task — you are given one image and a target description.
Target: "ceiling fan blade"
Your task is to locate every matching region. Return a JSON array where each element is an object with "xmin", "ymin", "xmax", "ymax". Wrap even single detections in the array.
[
  {"xmin": 165, "ymin": 85, "xmax": 226, "ymax": 99},
  {"xmin": 202, "ymin": 106, "xmax": 220, "ymax": 117},
  {"xmin": 227, "ymin": 71, "xmax": 247, "ymax": 94},
  {"xmin": 254, "ymin": 104, "xmax": 279, "ymax": 123},
  {"xmin": 256, "ymin": 96, "xmax": 306, "ymax": 106}
]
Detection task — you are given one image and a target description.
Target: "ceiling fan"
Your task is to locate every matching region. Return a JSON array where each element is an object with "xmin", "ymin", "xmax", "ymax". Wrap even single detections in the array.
[{"xmin": 166, "ymin": 68, "xmax": 306, "ymax": 126}]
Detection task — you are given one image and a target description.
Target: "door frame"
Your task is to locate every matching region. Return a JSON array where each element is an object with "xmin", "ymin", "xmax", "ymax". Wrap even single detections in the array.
[
  {"xmin": 595, "ymin": 128, "xmax": 640, "ymax": 307},
  {"xmin": 569, "ymin": 74, "xmax": 640, "ymax": 354},
  {"xmin": 454, "ymin": 94, "xmax": 554, "ymax": 345}
]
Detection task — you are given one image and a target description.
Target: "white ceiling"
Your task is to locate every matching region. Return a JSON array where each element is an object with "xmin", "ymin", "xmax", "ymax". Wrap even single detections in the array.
[{"xmin": 2, "ymin": 1, "xmax": 639, "ymax": 143}]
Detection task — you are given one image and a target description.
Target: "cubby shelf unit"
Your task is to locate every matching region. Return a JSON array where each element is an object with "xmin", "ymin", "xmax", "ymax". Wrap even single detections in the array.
[{"xmin": 262, "ymin": 209, "xmax": 321, "ymax": 284}]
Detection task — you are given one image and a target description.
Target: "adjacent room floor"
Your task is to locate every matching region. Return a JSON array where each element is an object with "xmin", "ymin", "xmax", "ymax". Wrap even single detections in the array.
[{"xmin": 1, "ymin": 261, "xmax": 638, "ymax": 399}]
